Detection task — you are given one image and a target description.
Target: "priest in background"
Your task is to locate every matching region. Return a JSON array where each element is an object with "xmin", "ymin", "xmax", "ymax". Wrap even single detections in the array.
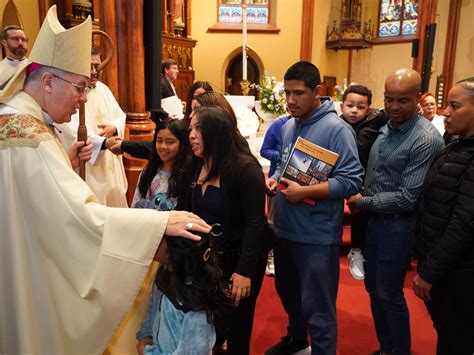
[
  {"xmin": 0, "ymin": 6, "xmax": 209, "ymax": 355},
  {"xmin": 58, "ymin": 47, "xmax": 128, "ymax": 207},
  {"xmin": 0, "ymin": 25, "xmax": 28, "ymax": 86}
]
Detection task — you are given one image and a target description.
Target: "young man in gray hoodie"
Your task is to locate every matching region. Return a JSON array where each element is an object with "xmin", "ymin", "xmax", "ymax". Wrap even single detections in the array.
[{"xmin": 265, "ymin": 61, "xmax": 364, "ymax": 355}]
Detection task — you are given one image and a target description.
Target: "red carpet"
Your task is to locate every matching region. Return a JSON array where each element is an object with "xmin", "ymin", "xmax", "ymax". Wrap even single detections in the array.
[{"xmin": 250, "ymin": 250, "xmax": 437, "ymax": 354}]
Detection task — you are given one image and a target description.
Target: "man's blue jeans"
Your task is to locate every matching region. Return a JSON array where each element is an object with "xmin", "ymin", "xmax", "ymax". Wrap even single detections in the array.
[
  {"xmin": 363, "ymin": 216, "xmax": 415, "ymax": 355},
  {"xmin": 274, "ymin": 238, "xmax": 340, "ymax": 355}
]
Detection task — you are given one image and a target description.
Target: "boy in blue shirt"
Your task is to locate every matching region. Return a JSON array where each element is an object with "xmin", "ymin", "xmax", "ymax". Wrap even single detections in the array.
[{"xmin": 260, "ymin": 116, "xmax": 289, "ymax": 275}]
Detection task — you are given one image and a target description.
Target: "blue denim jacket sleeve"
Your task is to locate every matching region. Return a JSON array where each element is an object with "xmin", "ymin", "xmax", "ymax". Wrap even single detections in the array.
[
  {"xmin": 136, "ymin": 284, "xmax": 160, "ymax": 341},
  {"xmin": 143, "ymin": 306, "xmax": 215, "ymax": 355}
]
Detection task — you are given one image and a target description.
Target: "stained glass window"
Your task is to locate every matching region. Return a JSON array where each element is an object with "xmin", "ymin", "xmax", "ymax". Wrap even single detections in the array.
[
  {"xmin": 219, "ymin": 0, "xmax": 269, "ymax": 24},
  {"xmin": 379, "ymin": 0, "xmax": 419, "ymax": 37}
]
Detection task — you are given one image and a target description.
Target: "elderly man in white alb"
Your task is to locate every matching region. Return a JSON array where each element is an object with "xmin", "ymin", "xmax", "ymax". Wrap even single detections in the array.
[
  {"xmin": 58, "ymin": 47, "xmax": 128, "ymax": 207},
  {"xmin": 0, "ymin": 25, "xmax": 28, "ymax": 86},
  {"xmin": 0, "ymin": 6, "xmax": 210, "ymax": 355}
]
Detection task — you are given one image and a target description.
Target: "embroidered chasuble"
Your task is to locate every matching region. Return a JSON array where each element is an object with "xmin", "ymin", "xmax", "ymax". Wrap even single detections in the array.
[{"xmin": 0, "ymin": 91, "xmax": 168, "ymax": 354}]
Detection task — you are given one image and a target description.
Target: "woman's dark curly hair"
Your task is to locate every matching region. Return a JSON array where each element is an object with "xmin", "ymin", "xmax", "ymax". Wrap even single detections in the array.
[
  {"xmin": 138, "ymin": 118, "xmax": 190, "ymax": 198},
  {"xmin": 157, "ymin": 233, "xmax": 232, "ymax": 330}
]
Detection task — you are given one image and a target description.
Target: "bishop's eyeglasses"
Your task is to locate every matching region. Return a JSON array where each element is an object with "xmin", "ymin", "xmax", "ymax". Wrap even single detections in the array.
[{"xmin": 50, "ymin": 73, "xmax": 91, "ymax": 95}]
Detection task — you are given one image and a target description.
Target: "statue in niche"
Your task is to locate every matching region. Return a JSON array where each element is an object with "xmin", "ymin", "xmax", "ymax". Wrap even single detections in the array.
[{"xmin": 172, "ymin": 0, "xmax": 185, "ymax": 34}]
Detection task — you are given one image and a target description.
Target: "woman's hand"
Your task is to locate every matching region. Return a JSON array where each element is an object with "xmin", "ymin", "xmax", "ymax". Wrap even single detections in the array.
[
  {"xmin": 106, "ymin": 136, "xmax": 124, "ymax": 155},
  {"xmin": 230, "ymin": 273, "xmax": 251, "ymax": 306},
  {"xmin": 136, "ymin": 336, "xmax": 153, "ymax": 355}
]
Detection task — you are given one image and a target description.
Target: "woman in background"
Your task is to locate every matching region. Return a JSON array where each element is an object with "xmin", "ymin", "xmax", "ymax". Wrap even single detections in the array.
[
  {"xmin": 419, "ymin": 93, "xmax": 445, "ymax": 136},
  {"xmin": 184, "ymin": 81, "xmax": 214, "ymax": 122}
]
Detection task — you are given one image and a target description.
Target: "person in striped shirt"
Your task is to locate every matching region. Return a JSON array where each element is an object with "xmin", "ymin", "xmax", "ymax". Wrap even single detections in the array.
[{"xmin": 347, "ymin": 68, "xmax": 444, "ymax": 355}]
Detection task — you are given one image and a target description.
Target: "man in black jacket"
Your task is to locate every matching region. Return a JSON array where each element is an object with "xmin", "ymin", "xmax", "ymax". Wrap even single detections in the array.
[
  {"xmin": 413, "ymin": 77, "xmax": 474, "ymax": 355},
  {"xmin": 161, "ymin": 58, "xmax": 179, "ymax": 98}
]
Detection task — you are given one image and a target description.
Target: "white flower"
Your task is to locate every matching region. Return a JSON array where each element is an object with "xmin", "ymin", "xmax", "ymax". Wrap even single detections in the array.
[
  {"xmin": 235, "ymin": 106, "xmax": 259, "ymax": 137},
  {"xmin": 262, "ymin": 98, "xmax": 268, "ymax": 104}
]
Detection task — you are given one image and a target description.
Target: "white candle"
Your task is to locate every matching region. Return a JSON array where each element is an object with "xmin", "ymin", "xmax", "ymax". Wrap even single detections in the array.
[{"xmin": 242, "ymin": 1, "xmax": 248, "ymax": 81}]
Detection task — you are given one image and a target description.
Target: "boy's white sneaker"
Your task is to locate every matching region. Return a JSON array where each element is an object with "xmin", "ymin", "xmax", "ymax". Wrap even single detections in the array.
[
  {"xmin": 348, "ymin": 249, "xmax": 365, "ymax": 280},
  {"xmin": 265, "ymin": 250, "xmax": 275, "ymax": 276}
]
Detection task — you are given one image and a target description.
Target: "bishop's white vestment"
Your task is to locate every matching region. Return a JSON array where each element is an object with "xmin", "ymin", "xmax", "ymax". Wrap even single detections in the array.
[
  {"xmin": 58, "ymin": 81, "xmax": 128, "ymax": 207},
  {"xmin": 0, "ymin": 91, "xmax": 168, "ymax": 354}
]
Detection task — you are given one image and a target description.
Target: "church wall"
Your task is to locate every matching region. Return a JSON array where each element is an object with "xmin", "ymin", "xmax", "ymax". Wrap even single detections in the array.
[
  {"xmin": 0, "ymin": 0, "xmax": 40, "ymax": 57},
  {"xmin": 311, "ymin": 0, "xmax": 349, "ymax": 91},
  {"xmin": 351, "ymin": 43, "xmax": 413, "ymax": 108},
  {"xmin": 452, "ymin": 0, "xmax": 474, "ymax": 84},
  {"xmin": 191, "ymin": 0, "xmax": 303, "ymax": 91}
]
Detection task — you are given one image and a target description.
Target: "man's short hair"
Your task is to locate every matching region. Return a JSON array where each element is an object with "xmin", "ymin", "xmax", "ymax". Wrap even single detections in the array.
[
  {"xmin": 284, "ymin": 61, "xmax": 321, "ymax": 90},
  {"xmin": 2, "ymin": 25, "xmax": 22, "ymax": 40},
  {"xmin": 343, "ymin": 85, "xmax": 372, "ymax": 106},
  {"xmin": 162, "ymin": 58, "xmax": 177, "ymax": 74},
  {"xmin": 25, "ymin": 65, "xmax": 65, "ymax": 83}
]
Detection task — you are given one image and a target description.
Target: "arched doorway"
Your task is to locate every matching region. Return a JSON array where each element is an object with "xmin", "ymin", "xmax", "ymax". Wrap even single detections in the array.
[{"xmin": 225, "ymin": 54, "xmax": 260, "ymax": 97}]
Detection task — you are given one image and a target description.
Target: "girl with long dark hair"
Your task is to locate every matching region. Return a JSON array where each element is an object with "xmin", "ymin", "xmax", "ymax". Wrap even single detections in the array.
[
  {"xmin": 132, "ymin": 118, "xmax": 190, "ymax": 210},
  {"xmin": 136, "ymin": 233, "xmax": 231, "ymax": 354}
]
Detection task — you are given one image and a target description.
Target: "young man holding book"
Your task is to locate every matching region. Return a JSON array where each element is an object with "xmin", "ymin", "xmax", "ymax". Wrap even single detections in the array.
[{"xmin": 265, "ymin": 61, "xmax": 364, "ymax": 355}]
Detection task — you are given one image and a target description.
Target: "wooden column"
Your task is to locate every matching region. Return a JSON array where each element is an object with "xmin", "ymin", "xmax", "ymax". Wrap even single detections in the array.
[
  {"xmin": 414, "ymin": 0, "xmax": 437, "ymax": 73},
  {"xmin": 38, "ymin": 0, "xmax": 47, "ymax": 24},
  {"xmin": 300, "ymin": 0, "xmax": 314, "ymax": 61},
  {"xmin": 441, "ymin": 0, "xmax": 462, "ymax": 107},
  {"xmin": 99, "ymin": 0, "xmax": 155, "ymax": 205}
]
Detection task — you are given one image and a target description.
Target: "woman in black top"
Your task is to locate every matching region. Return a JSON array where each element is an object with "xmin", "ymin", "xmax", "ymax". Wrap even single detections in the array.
[
  {"xmin": 413, "ymin": 77, "xmax": 474, "ymax": 354},
  {"xmin": 181, "ymin": 106, "xmax": 270, "ymax": 355}
]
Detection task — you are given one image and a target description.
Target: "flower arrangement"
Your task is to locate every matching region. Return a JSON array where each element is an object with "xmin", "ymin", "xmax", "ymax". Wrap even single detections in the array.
[{"xmin": 251, "ymin": 75, "xmax": 287, "ymax": 117}]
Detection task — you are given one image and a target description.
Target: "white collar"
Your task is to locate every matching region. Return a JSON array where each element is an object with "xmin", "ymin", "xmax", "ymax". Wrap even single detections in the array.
[{"xmin": 5, "ymin": 57, "xmax": 27, "ymax": 66}]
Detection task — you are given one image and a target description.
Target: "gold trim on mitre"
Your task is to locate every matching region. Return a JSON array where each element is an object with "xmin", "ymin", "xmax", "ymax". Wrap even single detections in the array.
[{"xmin": 0, "ymin": 5, "xmax": 91, "ymax": 101}]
